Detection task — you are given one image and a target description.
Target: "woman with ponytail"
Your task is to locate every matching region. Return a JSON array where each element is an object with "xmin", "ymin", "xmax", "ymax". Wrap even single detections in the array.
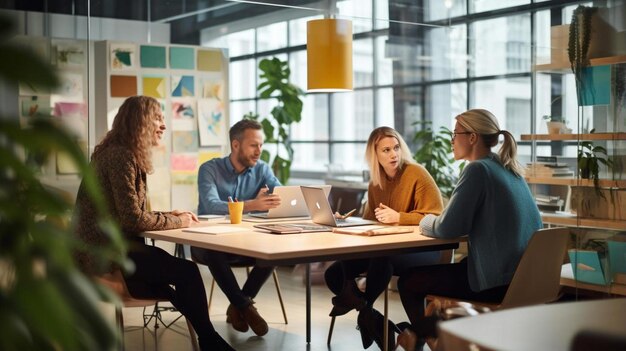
[{"xmin": 395, "ymin": 109, "xmax": 542, "ymax": 351}]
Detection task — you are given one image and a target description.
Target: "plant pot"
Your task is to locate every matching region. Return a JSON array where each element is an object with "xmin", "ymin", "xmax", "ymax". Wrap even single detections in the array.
[
  {"xmin": 570, "ymin": 187, "xmax": 626, "ymax": 220},
  {"xmin": 546, "ymin": 121, "xmax": 565, "ymax": 134}
]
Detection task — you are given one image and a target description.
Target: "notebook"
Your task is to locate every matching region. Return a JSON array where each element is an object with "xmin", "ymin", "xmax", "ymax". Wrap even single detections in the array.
[
  {"xmin": 245, "ymin": 185, "xmax": 331, "ymax": 222},
  {"xmin": 253, "ymin": 223, "xmax": 331, "ymax": 234},
  {"xmin": 332, "ymin": 225, "xmax": 415, "ymax": 236},
  {"xmin": 301, "ymin": 186, "xmax": 377, "ymax": 227}
]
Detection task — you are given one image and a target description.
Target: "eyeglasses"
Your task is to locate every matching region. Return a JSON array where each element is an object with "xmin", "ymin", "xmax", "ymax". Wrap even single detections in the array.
[{"xmin": 452, "ymin": 131, "xmax": 473, "ymax": 139}]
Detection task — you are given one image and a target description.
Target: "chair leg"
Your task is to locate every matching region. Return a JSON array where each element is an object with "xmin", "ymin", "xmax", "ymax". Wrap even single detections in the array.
[
  {"xmin": 384, "ymin": 288, "xmax": 389, "ymax": 351},
  {"xmin": 327, "ymin": 315, "xmax": 336, "ymax": 345},
  {"xmin": 272, "ymin": 269, "xmax": 288, "ymax": 324},
  {"xmin": 208, "ymin": 278, "xmax": 215, "ymax": 311},
  {"xmin": 185, "ymin": 318, "xmax": 200, "ymax": 351},
  {"xmin": 115, "ymin": 305, "xmax": 124, "ymax": 351}
]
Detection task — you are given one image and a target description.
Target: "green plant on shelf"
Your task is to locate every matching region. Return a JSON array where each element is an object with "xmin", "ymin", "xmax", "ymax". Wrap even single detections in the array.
[{"xmin": 577, "ymin": 135, "xmax": 613, "ymax": 196}]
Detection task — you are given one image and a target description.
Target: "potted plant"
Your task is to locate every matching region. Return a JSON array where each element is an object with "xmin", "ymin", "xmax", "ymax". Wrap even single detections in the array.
[
  {"xmin": 0, "ymin": 16, "xmax": 127, "ymax": 349},
  {"xmin": 577, "ymin": 137, "xmax": 613, "ymax": 190},
  {"xmin": 568, "ymin": 4, "xmax": 598, "ymax": 105},
  {"xmin": 412, "ymin": 121, "xmax": 465, "ymax": 199},
  {"xmin": 244, "ymin": 57, "xmax": 304, "ymax": 184}
]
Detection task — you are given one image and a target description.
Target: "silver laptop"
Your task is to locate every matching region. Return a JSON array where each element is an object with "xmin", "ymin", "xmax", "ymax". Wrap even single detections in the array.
[
  {"xmin": 246, "ymin": 185, "xmax": 331, "ymax": 222},
  {"xmin": 300, "ymin": 186, "xmax": 377, "ymax": 227}
]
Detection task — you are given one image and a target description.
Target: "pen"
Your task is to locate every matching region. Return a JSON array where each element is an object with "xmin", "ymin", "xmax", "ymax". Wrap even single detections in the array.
[
  {"xmin": 234, "ymin": 197, "xmax": 238, "ymax": 202},
  {"xmin": 228, "ymin": 196, "xmax": 233, "ymax": 202},
  {"xmin": 341, "ymin": 208, "xmax": 357, "ymax": 219}
]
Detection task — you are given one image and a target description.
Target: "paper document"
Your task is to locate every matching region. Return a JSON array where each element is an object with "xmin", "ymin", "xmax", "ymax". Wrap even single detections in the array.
[
  {"xmin": 332, "ymin": 225, "xmax": 415, "ymax": 236},
  {"xmin": 183, "ymin": 226, "xmax": 245, "ymax": 235}
]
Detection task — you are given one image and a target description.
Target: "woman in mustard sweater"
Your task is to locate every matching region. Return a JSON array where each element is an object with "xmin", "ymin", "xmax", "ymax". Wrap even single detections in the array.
[{"xmin": 324, "ymin": 126, "xmax": 444, "ymax": 350}]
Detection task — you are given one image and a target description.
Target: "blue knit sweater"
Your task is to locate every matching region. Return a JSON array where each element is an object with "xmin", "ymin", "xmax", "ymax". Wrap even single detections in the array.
[{"xmin": 420, "ymin": 153, "xmax": 542, "ymax": 291}]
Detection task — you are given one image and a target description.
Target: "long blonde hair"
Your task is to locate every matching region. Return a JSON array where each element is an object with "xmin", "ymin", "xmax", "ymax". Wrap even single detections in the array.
[
  {"xmin": 455, "ymin": 109, "xmax": 524, "ymax": 177},
  {"xmin": 365, "ymin": 126, "xmax": 416, "ymax": 189},
  {"xmin": 92, "ymin": 96, "xmax": 160, "ymax": 173}
]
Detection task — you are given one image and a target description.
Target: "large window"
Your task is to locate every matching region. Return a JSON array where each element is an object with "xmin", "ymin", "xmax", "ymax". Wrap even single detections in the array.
[{"xmin": 203, "ymin": 1, "xmax": 591, "ymax": 179}]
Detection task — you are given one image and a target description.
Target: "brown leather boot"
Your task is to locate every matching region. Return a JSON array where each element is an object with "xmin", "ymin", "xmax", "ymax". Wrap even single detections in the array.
[
  {"xmin": 226, "ymin": 304, "xmax": 249, "ymax": 333},
  {"xmin": 241, "ymin": 303, "xmax": 268, "ymax": 336}
]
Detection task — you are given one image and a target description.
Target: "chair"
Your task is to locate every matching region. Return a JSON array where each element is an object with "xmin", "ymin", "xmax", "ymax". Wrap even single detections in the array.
[
  {"xmin": 96, "ymin": 270, "xmax": 200, "ymax": 351},
  {"xmin": 429, "ymin": 227, "xmax": 570, "ymax": 350},
  {"xmin": 205, "ymin": 263, "xmax": 288, "ymax": 325},
  {"xmin": 328, "ymin": 187, "xmax": 367, "ymax": 215}
]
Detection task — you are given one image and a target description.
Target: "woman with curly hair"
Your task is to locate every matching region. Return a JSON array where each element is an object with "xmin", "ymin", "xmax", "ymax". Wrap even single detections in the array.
[{"xmin": 74, "ymin": 96, "xmax": 233, "ymax": 351}]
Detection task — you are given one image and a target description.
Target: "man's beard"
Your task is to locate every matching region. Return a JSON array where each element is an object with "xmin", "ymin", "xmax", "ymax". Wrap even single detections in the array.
[{"xmin": 237, "ymin": 152, "xmax": 257, "ymax": 168}]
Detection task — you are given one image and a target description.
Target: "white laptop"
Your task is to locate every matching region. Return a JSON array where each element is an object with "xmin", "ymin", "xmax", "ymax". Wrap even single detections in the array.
[
  {"xmin": 300, "ymin": 186, "xmax": 377, "ymax": 227},
  {"xmin": 245, "ymin": 185, "xmax": 331, "ymax": 222}
]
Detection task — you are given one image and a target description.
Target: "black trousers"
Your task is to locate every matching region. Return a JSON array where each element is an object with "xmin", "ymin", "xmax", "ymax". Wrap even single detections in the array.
[
  {"xmin": 397, "ymin": 258, "xmax": 508, "ymax": 337},
  {"xmin": 324, "ymin": 251, "xmax": 441, "ymax": 306},
  {"xmin": 190, "ymin": 247, "xmax": 274, "ymax": 309},
  {"xmin": 123, "ymin": 245, "xmax": 223, "ymax": 349}
]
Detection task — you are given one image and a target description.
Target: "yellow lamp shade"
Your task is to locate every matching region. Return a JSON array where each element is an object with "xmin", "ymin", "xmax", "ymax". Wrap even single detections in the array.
[{"xmin": 307, "ymin": 18, "xmax": 353, "ymax": 92}]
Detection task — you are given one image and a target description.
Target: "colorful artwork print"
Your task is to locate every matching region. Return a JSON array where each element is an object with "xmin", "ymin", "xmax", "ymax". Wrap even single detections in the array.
[
  {"xmin": 140, "ymin": 45, "xmax": 166, "ymax": 68},
  {"xmin": 55, "ymin": 72, "xmax": 83, "ymax": 97},
  {"xmin": 172, "ymin": 131, "xmax": 199, "ymax": 153},
  {"xmin": 200, "ymin": 76, "xmax": 223, "ymax": 100},
  {"xmin": 21, "ymin": 96, "xmax": 52, "ymax": 118},
  {"xmin": 55, "ymin": 42, "xmax": 85, "ymax": 66},
  {"xmin": 111, "ymin": 43, "xmax": 136, "ymax": 70},
  {"xmin": 143, "ymin": 76, "xmax": 166, "ymax": 99},
  {"xmin": 198, "ymin": 99, "xmax": 226, "ymax": 146},
  {"xmin": 171, "ymin": 75, "xmax": 195, "ymax": 97},
  {"xmin": 171, "ymin": 99, "xmax": 195, "ymax": 131},
  {"xmin": 54, "ymin": 102, "xmax": 88, "ymax": 139}
]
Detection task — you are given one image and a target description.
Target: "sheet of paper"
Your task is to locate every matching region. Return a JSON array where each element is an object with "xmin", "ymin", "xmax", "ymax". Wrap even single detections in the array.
[
  {"xmin": 183, "ymin": 226, "xmax": 246, "ymax": 234},
  {"xmin": 198, "ymin": 214, "xmax": 224, "ymax": 220}
]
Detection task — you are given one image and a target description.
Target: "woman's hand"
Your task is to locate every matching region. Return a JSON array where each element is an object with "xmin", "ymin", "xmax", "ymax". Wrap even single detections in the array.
[
  {"xmin": 374, "ymin": 203, "xmax": 399, "ymax": 224},
  {"xmin": 172, "ymin": 210, "xmax": 199, "ymax": 227}
]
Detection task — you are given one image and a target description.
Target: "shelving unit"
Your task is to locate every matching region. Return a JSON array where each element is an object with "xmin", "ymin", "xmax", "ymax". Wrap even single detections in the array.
[
  {"xmin": 525, "ymin": 177, "xmax": 626, "ymax": 188},
  {"xmin": 521, "ymin": 133, "xmax": 626, "ymax": 141},
  {"xmin": 542, "ymin": 214, "xmax": 625, "ymax": 231},
  {"xmin": 534, "ymin": 54, "xmax": 626, "ymax": 72}
]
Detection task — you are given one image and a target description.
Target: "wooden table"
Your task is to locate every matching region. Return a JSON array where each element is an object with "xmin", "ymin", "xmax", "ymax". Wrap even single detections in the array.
[
  {"xmin": 438, "ymin": 298, "xmax": 626, "ymax": 351},
  {"xmin": 143, "ymin": 219, "xmax": 460, "ymax": 345}
]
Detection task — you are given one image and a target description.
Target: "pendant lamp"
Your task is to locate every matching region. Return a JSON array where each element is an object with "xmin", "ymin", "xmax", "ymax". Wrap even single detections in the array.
[{"xmin": 307, "ymin": 18, "xmax": 353, "ymax": 92}]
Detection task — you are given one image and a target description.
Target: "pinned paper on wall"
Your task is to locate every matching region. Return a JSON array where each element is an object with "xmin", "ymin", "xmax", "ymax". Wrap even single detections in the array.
[
  {"xmin": 57, "ymin": 139, "xmax": 87, "ymax": 174},
  {"xmin": 152, "ymin": 145, "xmax": 168, "ymax": 168},
  {"xmin": 172, "ymin": 131, "xmax": 199, "ymax": 153},
  {"xmin": 171, "ymin": 98, "xmax": 196, "ymax": 131},
  {"xmin": 198, "ymin": 150, "xmax": 222, "ymax": 165},
  {"xmin": 54, "ymin": 102, "xmax": 88, "ymax": 140},
  {"xmin": 198, "ymin": 98, "xmax": 226, "ymax": 146},
  {"xmin": 170, "ymin": 46, "xmax": 195, "ymax": 69},
  {"xmin": 199, "ymin": 76, "xmax": 223, "ymax": 99},
  {"xmin": 111, "ymin": 43, "xmax": 136, "ymax": 70},
  {"xmin": 143, "ymin": 76, "xmax": 166, "ymax": 99},
  {"xmin": 110, "ymin": 75, "xmax": 137, "ymax": 97},
  {"xmin": 171, "ymin": 153, "xmax": 197, "ymax": 172},
  {"xmin": 55, "ymin": 42, "xmax": 85, "ymax": 67},
  {"xmin": 140, "ymin": 45, "xmax": 166, "ymax": 68},
  {"xmin": 147, "ymin": 167, "xmax": 171, "ymax": 210},
  {"xmin": 21, "ymin": 96, "xmax": 52, "ymax": 118},
  {"xmin": 578, "ymin": 65, "xmax": 611, "ymax": 106},
  {"xmin": 197, "ymin": 50, "xmax": 222, "ymax": 72},
  {"xmin": 171, "ymin": 75, "xmax": 195, "ymax": 97},
  {"xmin": 55, "ymin": 72, "xmax": 83, "ymax": 97},
  {"xmin": 171, "ymin": 172, "xmax": 198, "ymax": 212}
]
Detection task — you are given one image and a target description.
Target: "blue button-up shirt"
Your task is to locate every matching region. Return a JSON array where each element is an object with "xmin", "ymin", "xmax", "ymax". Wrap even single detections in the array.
[{"xmin": 197, "ymin": 155, "xmax": 281, "ymax": 215}]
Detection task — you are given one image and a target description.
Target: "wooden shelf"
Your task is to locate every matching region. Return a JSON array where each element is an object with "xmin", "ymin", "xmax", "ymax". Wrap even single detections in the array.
[
  {"xmin": 541, "ymin": 214, "xmax": 626, "ymax": 231},
  {"xmin": 520, "ymin": 133, "xmax": 626, "ymax": 141},
  {"xmin": 534, "ymin": 55, "xmax": 626, "ymax": 72},
  {"xmin": 525, "ymin": 177, "xmax": 626, "ymax": 188},
  {"xmin": 561, "ymin": 264, "xmax": 626, "ymax": 296}
]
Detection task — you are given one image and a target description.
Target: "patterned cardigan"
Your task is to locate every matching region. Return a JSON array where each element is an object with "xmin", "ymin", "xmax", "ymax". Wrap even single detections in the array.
[{"xmin": 73, "ymin": 144, "xmax": 182, "ymax": 274}]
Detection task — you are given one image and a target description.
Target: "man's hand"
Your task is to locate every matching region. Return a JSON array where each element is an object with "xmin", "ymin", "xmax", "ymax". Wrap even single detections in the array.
[
  {"xmin": 374, "ymin": 203, "xmax": 399, "ymax": 224},
  {"xmin": 244, "ymin": 187, "xmax": 281, "ymax": 212}
]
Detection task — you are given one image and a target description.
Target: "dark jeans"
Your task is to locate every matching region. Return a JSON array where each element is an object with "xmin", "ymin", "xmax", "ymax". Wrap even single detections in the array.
[
  {"xmin": 191, "ymin": 246, "xmax": 274, "ymax": 309},
  {"xmin": 324, "ymin": 252, "xmax": 441, "ymax": 306},
  {"xmin": 397, "ymin": 258, "xmax": 508, "ymax": 337},
  {"xmin": 124, "ymin": 245, "xmax": 225, "ymax": 349}
]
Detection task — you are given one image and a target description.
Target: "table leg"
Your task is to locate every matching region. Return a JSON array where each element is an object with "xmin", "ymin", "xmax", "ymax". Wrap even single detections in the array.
[
  {"xmin": 306, "ymin": 262, "xmax": 311, "ymax": 344},
  {"xmin": 384, "ymin": 288, "xmax": 388, "ymax": 351}
]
